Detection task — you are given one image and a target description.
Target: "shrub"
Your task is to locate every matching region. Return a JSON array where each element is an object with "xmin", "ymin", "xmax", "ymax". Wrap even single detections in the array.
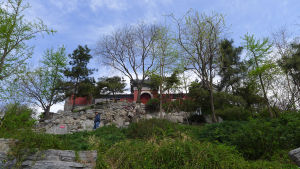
[
  {"xmin": 162, "ymin": 100, "xmax": 180, "ymax": 112},
  {"xmin": 180, "ymin": 99, "xmax": 198, "ymax": 112},
  {"xmin": 126, "ymin": 119, "xmax": 179, "ymax": 140},
  {"xmin": 102, "ymin": 139, "xmax": 296, "ymax": 169},
  {"xmin": 0, "ymin": 103, "xmax": 36, "ymax": 135},
  {"xmin": 145, "ymin": 98, "xmax": 160, "ymax": 112},
  {"xmin": 198, "ymin": 113, "xmax": 300, "ymax": 160},
  {"xmin": 216, "ymin": 106, "xmax": 252, "ymax": 121}
]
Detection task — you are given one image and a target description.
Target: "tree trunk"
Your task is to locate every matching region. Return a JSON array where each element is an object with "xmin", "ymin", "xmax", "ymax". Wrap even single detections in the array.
[
  {"xmin": 258, "ymin": 73, "xmax": 274, "ymax": 118},
  {"xmin": 136, "ymin": 84, "xmax": 142, "ymax": 103},
  {"xmin": 286, "ymin": 73, "xmax": 296, "ymax": 110},
  {"xmin": 44, "ymin": 105, "xmax": 51, "ymax": 120},
  {"xmin": 159, "ymin": 83, "xmax": 163, "ymax": 117},
  {"xmin": 71, "ymin": 82, "xmax": 78, "ymax": 112},
  {"xmin": 254, "ymin": 56, "xmax": 274, "ymax": 118},
  {"xmin": 71, "ymin": 94, "xmax": 76, "ymax": 112},
  {"xmin": 209, "ymin": 85, "xmax": 217, "ymax": 123}
]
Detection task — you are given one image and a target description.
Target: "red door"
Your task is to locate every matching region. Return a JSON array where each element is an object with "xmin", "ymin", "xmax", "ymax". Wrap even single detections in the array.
[{"xmin": 140, "ymin": 93, "xmax": 151, "ymax": 104}]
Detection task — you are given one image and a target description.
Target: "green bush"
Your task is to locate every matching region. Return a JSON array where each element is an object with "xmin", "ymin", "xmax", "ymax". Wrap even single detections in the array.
[
  {"xmin": 162, "ymin": 99, "xmax": 197, "ymax": 113},
  {"xmin": 180, "ymin": 99, "xmax": 198, "ymax": 112},
  {"xmin": 216, "ymin": 106, "xmax": 252, "ymax": 121},
  {"xmin": 0, "ymin": 103, "xmax": 36, "ymax": 135},
  {"xmin": 198, "ymin": 112, "xmax": 300, "ymax": 160},
  {"xmin": 145, "ymin": 98, "xmax": 160, "ymax": 112},
  {"xmin": 162, "ymin": 100, "xmax": 180, "ymax": 112},
  {"xmin": 126, "ymin": 119, "xmax": 179, "ymax": 140},
  {"xmin": 102, "ymin": 139, "xmax": 295, "ymax": 169}
]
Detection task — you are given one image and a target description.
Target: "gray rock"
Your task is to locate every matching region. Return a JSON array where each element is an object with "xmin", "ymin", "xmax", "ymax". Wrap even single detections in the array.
[
  {"xmin": 46, "ymin": 124, "xmax": 69, "ymax": 134},
  {"xmin": 113, "ymin": 117, "xmax": 124, "ymax": 128},
  {"xmin": 0, "ymin": 139, "xmax": 16, "ymax": 169},
  {"xmin": 203, "ymin": 115, "xmax": 223, "ymax": 124},
  {"xmin": 289, "ymin": 147, "xmax": 300, "ymax": 166},
  {"xmin": 0, "ymin": 138, "xmax": 12, "ymax": 153},
  {"xmin": 145, "ymin": 114, "xmax": 153, "ymax": 119},
  {"xmin": 21, "ymin": 149, "xmax": 97, "ymax": 169}
]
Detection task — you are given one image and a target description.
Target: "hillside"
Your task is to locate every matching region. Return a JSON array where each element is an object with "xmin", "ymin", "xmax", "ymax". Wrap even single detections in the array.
[{"xmin": 1, "ymin": 105, "xmax": 299, "ymax": 169}]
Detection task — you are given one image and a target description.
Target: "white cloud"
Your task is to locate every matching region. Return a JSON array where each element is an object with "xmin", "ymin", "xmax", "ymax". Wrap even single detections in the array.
[
  {"xmin": 89, "ymin": 0, "xmax": 127, "ymax": 11},
  {"xmin": 49, "ymin": 0, "xmax": 79, "ymax": 13}
]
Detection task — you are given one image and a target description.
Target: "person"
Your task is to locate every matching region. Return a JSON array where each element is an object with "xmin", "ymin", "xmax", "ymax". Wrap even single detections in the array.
[{"xmin": 93, "ymin": 111, "xmax": 100, "ymax": 129}]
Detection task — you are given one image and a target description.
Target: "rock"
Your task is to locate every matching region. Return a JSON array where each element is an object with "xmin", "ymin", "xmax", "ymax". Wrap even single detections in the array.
[
  {"xmin": 203, "ymin": 115, "xmax": 223, "ymax": 124},
  {"xmin": 0, "ymin": 138, "xmax": 12, "ymax": 153},
  {"xmin": 46, "ymin": 124, "xmax": 69, "ymax": 134},
  {"xmin": 289, "ymin": 147, "xmax": 300, "ymax": 166},
  {"xmin": 0, "ymin": 139, "xmax": 16, "ymax": 169},
  {"xmin": 166, "ymin": 115, "xmax": 184, "ymax": 123},
  {"xmin": 127, "ymin": 112, "xmax": 134, "ymax": 118},
  {"xmin": 21, "ymin": 149, "xmax": 97, "ymax": 169},
  {"xmin": 37, "ymin": 102, "xmax": 196, "ymax": 133},
  {"xmin": 145, "ymin": 114, "xmax": 153, "ymax": 119},
  {"xmin": 57, "ymin": 110, "xmax": 64, "ymax": 114},
  {"xmin": 81, "ymin": 120, "xmax": 94, "ymax": 131},
  {"xmin": 113, "ymin": 117, "xmax": 124, "ymax": 128}
]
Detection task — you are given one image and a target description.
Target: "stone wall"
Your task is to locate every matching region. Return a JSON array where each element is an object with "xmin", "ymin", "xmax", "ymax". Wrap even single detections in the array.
[
  {"xmin": 37, "ymin": 102, "xmax": 191, "ymax": 134},
  {"xmin": 0, "ymin": 138, "xmax": 97, "ymax": 169}
]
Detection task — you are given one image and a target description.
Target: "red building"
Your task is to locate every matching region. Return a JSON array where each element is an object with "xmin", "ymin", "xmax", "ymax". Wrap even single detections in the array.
[{"xmin": 65, "ymin": 80, "xmax": 186, "ymax": 109}]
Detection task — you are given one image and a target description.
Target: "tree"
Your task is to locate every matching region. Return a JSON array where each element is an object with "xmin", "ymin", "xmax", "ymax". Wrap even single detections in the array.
[
  {"xmin": 280, "ymin": 43, "xmax": 300, "ymax": 101},
  {"xmin": 19, "ymin": 47, "xmax": 67, "ymax": 119},
  {"xmin": 0, "ymin": 0, "xmax": 52, "ymax": 81},
  {"xmin": 243, "ymin": 34, "xmax": 276, "ymax": 118},
  {"xmin": 218, "ymin": 39, "xmax": 245, "ymax": 92},
  {"xmin": 173, "ymin": 10, "xmax": 225, "ymax": 122},
  {"xmin": 152, "ymin": 26, "xmax": 179, "ymax": 113},
  {"xmin": 96, "ymin": 23, "xmax": 159, "ymax": 103},
  {"xmin": 273, "ymin": 29, "xmax": 299, "ymax": 110},
  {"xmin": 64, "ymin": 45, "xmax": 94, "ymax": 111},
  {"xmin": 95, "ymin": 76, "xmax": 126, "ymax": 101}
]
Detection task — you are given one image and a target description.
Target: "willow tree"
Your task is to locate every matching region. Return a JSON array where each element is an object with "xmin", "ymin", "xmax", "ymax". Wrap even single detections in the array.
[
  {"xmin": 173, "ymin": 11, "xmax": 225, "ymax": 122},
  {"xmin": 96, "ymin": 23, "xmax": 159, "ymax": 103}
]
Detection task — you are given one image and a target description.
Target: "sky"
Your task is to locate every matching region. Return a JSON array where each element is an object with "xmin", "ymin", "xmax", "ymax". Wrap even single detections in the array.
[{"xmin": 23, "ymin": 0, "xmax": 300, "ymax": 112}]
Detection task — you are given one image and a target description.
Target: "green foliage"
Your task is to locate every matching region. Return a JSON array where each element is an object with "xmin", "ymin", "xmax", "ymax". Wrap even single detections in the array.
[
  {"xmin": 104, "ymin": 139, "xmax": 244, "ymax": 169},
  {"xmin": 162, "ymin": 99, "xmax": 198, "ymax": 113},
  {"xmin": 0, "ymin": 104, "xmax": 35, "ymax": 134},
  {"xmin": 94, "ymin": 76, "xmax": 126, "ymax": 98},
  {"xmin": 198, "ymin": 112, "xmax": 300, "ymax": 160},
  {"xmin": 0, "ymin": 0, "xmax": 53, "ymax": 82},
  {"xmin": 180, "ymin": 99, "xmax": 198, "ymax": 112},
  {"xmin": 64, "ymin": 45, "xmax": 95, "ymax": 98},
  {"xmin": 162, "ymin": 100, "xmax": 181, "ymax": 112},
  {"xmin": 102, "ymin": 138, "xmax": 295, "ymax": 169},
  {"xmin": 218, "ymin": 39, "xmax": 245, "ymax": 92},
  {"xmin": 145, "ymin": 98, "xmax": 160, "ymax": 112},
  {"xmin": 126, "ymin": 119, "xmax": 179, "ymax": 140},
  {"xmin": 18, "ymin": 47, "xmax": 67, "ymax": 117},
  {"xmin": 279, "ymin": 43, "xmax": 300, "ymax": 89},
  {"xmin": 216, "ymin": 106, "xmax": 251, "ymax": 121},
  {"xmin": 0, "ymin": 115, "xmax": 297, "ymax": 168}
]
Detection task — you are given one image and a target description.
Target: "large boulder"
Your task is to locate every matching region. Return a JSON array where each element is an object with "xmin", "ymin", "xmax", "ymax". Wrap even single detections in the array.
[
  {"xmin": 0, "ymin": 138, "xmax": 16, "ymax": 168},
  {"xmin": 203, "ymin": 114, "xmax": 223, "ymax": 124},
  {"xmin": 289, "ymin": 147, "xmax": 300, "ymax": 167},
  {"xmin": 21, "ymin": 149, "xmax": 97, "ymax": 169}
]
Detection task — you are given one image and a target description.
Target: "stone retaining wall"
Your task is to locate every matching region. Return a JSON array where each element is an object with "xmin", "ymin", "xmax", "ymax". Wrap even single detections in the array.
[
  {"xmin": 0, "ymin": 138, "xmax": 97, "ymax": 169},
  {"xmin": 37, "ymin": 102, "xmax": 191, "ymax": 134}
]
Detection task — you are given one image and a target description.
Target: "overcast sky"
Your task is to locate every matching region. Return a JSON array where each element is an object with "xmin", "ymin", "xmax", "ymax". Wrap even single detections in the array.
[{"xmin": 24, "ymin": 0, "xmax": 300, "ymax": 112}]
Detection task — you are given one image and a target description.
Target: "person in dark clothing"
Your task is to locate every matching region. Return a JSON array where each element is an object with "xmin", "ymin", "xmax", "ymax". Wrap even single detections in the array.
[{"xmin": 93, "ymin": 111, "xmax": 100, "ymax": 129}]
